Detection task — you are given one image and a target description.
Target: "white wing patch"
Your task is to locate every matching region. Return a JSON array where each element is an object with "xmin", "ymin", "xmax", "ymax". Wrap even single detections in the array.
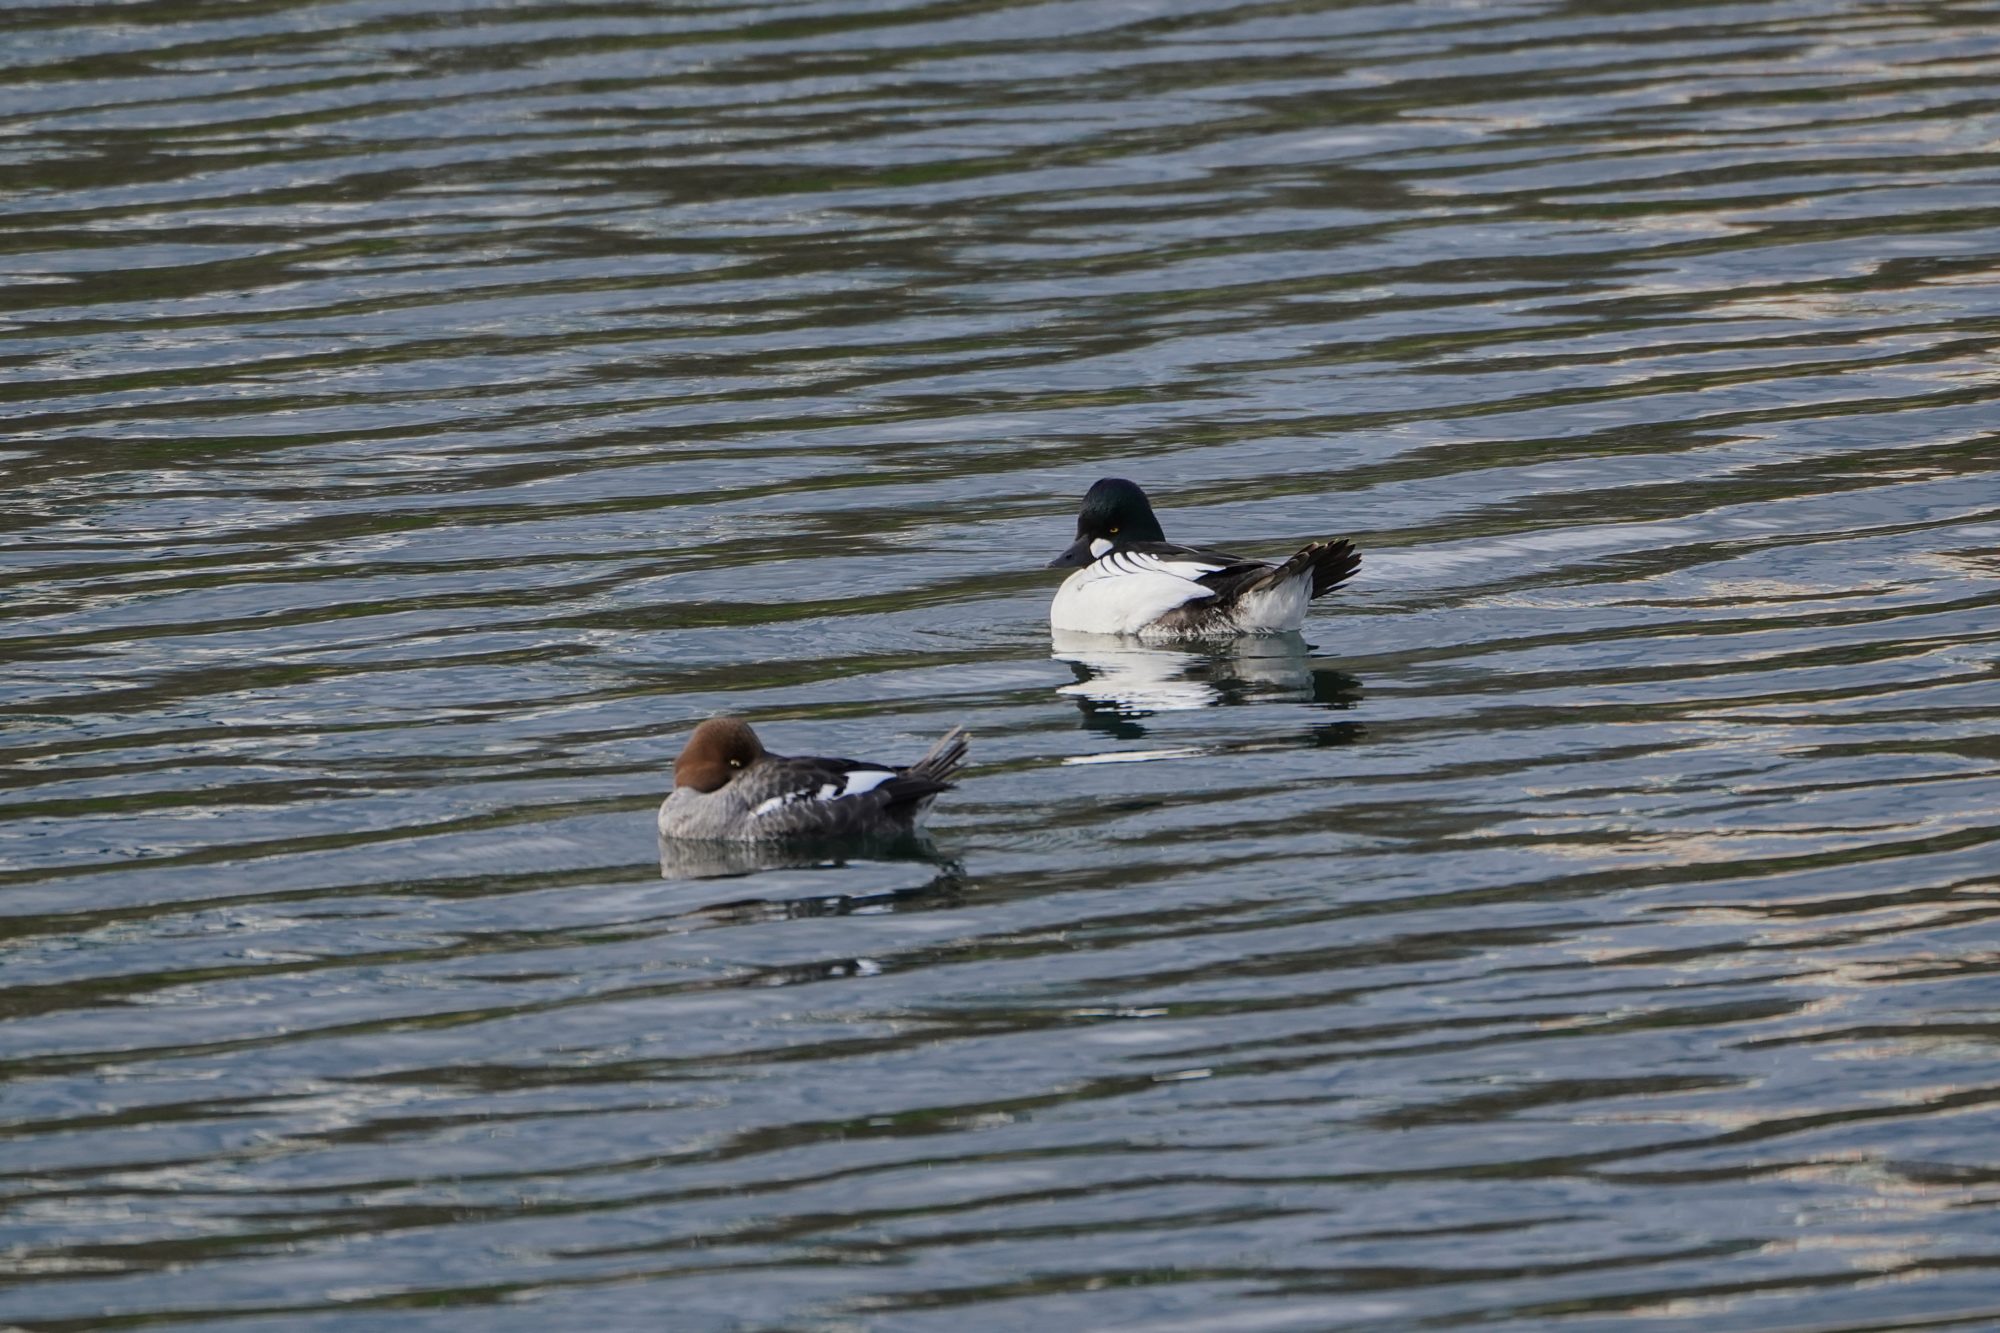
[
  {"xmin": 1103, "ymin": 550, "xmax": 1227, "ymax": 581},
  {"xmin": 838, "ymin": 769, "xmax": 896, "ymax": 797},
  {"xmin": 752, "ymin": 770, "xmax": 895, "ymax": 819}
]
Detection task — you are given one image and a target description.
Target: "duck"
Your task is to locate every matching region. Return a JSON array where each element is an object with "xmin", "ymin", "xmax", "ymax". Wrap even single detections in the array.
[
  {"xmin": 1048, "ymin": 478, "xmax": 1361, "ymax": 637},
  {"xmin": 658, "ymin": 717, "xmax": 969, "ymax": 842}
]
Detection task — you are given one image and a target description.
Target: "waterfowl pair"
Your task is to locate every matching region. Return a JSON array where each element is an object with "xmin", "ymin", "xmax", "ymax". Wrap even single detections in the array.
[{"xmin": 661, "ymin": 477, "xmax": 1361, "ymax": 843}]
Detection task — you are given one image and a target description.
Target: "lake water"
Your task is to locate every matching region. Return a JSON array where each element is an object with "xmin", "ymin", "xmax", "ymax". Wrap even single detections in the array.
[{"xmin": 5, "ymin": 0, "xmax": 2000, "ymax": 1329}]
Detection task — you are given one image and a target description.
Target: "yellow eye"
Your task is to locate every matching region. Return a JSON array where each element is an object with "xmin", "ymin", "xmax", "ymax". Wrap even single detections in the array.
[
  {"xmin": 729, "ymin": 759, "xmax": 742, "ymax": 768},
  {"xmin": 1109, "ymin": 526, "xmax": 1119, "ymax": 535}
]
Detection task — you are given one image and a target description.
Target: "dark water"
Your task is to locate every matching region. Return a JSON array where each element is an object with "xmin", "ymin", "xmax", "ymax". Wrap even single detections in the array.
[{"xmin": 5, "ymin": 0, "xmax": 2000, "ymax": 1327}]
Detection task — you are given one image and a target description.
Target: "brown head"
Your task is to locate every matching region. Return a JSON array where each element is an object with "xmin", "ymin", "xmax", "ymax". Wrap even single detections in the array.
[{"xmin": 673, "ymin": 717, "xmax": 766, "ymax": 793}]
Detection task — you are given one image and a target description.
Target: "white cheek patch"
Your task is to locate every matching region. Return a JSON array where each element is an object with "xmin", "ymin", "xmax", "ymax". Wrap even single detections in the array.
[
  {"xmin": 1089, "ymin": 537, "xmax": 1114, "ymax": 558},
  {"xmin": 838, "ymin": 770, "xmax": 896, "ymax": 797}
]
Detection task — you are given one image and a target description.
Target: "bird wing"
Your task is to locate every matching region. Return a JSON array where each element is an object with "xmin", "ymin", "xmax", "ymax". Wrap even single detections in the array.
[
  {"xmin": 737, "ymin": 756, "xmax": 891, "ymax": 817},
  {"xmin": 1119, "ymin": 541, "xmax": 1269, "ymax": 590},
  {"xmin": 741, "ymin": 754, "xmax": 951, "ymax": 836}
]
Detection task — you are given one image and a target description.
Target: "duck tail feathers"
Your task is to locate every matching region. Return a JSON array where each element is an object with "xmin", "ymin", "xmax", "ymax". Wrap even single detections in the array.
[
  {"xmin": 1254, "ymin": 539, "xmax": 1360, "ymax": 600},
  {"xmin": 905, "ymin": 725, "xmax": 970, "ymax": 784}
]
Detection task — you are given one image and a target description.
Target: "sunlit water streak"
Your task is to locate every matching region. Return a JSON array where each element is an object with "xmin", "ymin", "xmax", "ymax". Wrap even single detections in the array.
[{"xmin": 3, "ymin": 0, "xmax": 2000, "ymax": 1328}]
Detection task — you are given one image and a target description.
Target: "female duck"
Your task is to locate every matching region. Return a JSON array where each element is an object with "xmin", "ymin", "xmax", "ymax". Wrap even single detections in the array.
[
  {"xmin": 1048, "ymin": 478, "xmax": 1361, "ymax": 638},
  {"xmin": 659, "ymin": 718, "xmax": 969, "ymax": 842}
]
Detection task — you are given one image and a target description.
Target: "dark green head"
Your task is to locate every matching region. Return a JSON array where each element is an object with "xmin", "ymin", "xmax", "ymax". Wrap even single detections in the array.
[{"xmin": 1048, "ymin": 478, "xmax": 1167, "ymax": 568}]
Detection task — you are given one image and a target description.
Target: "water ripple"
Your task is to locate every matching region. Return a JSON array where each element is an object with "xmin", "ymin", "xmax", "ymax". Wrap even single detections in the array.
[{"xmin": 4, "ymin": 0, "xmax": 2000, "ymax": 1328}]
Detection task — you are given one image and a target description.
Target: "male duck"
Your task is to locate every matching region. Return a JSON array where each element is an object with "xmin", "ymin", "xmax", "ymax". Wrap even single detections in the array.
[
  {"xmin": 1048, "ymin": 478, "xmax": 1361, "ymax": 637},
  {"xmin": 659, "ymin": 718, "xmax": 969, "ymax": 842}
]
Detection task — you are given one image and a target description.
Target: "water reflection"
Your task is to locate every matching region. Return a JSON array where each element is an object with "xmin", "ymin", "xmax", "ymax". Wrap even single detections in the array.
[
  {"xmin": 660, "ymin": 835, "xmax": 968, "ymax": 931},
  {"xmin": 1052, "ymin": 629, "xmax": 1363, "ymax": 736},
  {"xmin": 659, "ymin": 833, "xmax": 957, "ymax": 883}
]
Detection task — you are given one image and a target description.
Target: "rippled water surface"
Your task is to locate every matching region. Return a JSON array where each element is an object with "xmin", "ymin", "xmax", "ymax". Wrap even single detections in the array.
[{"xmin": 6, "ymin": 0, "xmax": 2000, "ymax": 1328}]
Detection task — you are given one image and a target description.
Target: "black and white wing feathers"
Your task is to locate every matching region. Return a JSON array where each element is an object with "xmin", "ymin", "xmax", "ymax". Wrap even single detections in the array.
[
  {"xmin": 1112, "ymin": 541, "xmax": 1263, "ymax": 584},
  {"xmin": 1106, "ymin": 540, "xmax": 1272, "ymax": 613},
  {"xmin": 1124, "ymin": 538, "xmax": 1359, "ymax": 603},
  {"xmin": 741, "ymin": 729, "xmax": 968, "ymax": 838}
]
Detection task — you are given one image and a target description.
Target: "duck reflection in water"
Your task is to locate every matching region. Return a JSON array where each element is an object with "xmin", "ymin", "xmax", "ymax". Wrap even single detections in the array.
[
  {"xmin": 659, "ymin": 834, "xmax": 967, "ymax": 921},
  {"xmin": 1052, "ymin": 628, "xmax": 1364, "ymax": 740}
]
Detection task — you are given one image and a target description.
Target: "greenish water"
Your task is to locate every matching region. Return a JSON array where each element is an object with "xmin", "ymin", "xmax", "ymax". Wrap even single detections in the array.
[{"xmin": 4, "ymin": 0, "xmax": 2000, "ymax": 1328}]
